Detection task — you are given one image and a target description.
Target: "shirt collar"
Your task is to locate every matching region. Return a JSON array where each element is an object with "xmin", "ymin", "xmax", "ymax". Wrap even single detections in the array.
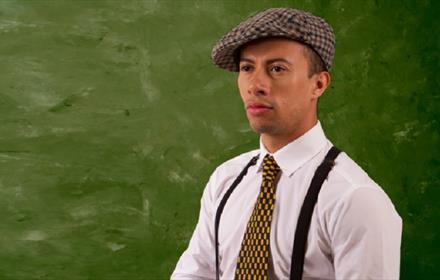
[{"xmin": 255, "ymin": 120, "xmax": 328, "ymax": 177}]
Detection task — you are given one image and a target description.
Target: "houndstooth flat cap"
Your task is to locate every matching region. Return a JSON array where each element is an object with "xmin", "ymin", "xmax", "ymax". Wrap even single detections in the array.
[{"xmin": 211, "ymin": 7, "xmax": 335, "ymax": 72}]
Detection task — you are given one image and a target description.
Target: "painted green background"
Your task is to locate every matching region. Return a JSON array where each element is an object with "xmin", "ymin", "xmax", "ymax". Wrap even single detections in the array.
[{"xmin": 0, "ymin": 0, "xmax": 438, "ymax": 279}]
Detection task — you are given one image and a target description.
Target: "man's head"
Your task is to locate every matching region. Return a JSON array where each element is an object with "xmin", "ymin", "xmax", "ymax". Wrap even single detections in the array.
[
  {"xmin": 236, "ymin": 37, "xmax": 330, "ymax": 139},
  {"xmin": 211, "ymin": 7, "xmax": 335, "ymax": 149}
]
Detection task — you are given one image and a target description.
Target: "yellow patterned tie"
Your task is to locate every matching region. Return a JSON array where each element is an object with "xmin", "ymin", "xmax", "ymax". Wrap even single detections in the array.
[{"xmin": 235, "ymin": 154, "xmax": 281, "ymax": 280}]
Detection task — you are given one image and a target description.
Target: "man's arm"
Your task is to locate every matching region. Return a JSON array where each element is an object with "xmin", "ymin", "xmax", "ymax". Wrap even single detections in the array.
[
  {"xmin": 171, "ymin": 173, "xmax": 217, "ymax": 279},
  {"xmin": 330, "ymin": 186, "xmax": 403, "ymax": 279}
]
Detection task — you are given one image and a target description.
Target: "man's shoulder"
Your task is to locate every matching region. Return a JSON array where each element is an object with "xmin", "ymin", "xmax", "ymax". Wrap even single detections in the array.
[
  {"xmin": 320, "ymin": 149, "xmax": 395, "ymax": 211},
  {"xmin": 211, "ymin": 148, "xmax": 259, "ymax": 181},
  {"xmin": 331, "ymin": 151, "xmax": 375, "ymax": 188},
  {"xmin": 215, "ymin": 149, "xmax": 260, "ymax": 172},
  {"xmin": 318, "ymin": 149, "xmax": 402, "ymax": 236},
  {"xmin": 206, "ymin": 149, "xmax": 260, "ymax": 200}
]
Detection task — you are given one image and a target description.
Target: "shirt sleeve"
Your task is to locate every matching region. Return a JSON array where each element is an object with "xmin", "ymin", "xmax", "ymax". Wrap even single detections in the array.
[
  {"xmin": 171, "ymin": 171, "xmax": 218, "ymax": 280},
  {"xmin": 331, "ymin": 186, "xmax": 403, "ymax": 279}
]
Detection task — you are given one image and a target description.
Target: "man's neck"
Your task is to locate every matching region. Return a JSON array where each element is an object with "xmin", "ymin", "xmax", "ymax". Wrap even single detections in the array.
[{"xmin": 261, "ymin": 119, "xmax": 318, "ymax": 153}]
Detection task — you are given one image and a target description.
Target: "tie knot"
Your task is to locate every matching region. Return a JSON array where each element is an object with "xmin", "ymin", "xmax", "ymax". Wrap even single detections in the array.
[{"xmin": 262, "ymin": 154, "xmax": 280, "ymax": 180}]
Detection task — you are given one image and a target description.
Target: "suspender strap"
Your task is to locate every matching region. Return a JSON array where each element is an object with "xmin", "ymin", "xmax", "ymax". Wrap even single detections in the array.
[
  {"xmin": 215, "ymin": 154, "xmax": 259, "ymax": 280},
  {"xmin": 290, "ymin": 146, "xmax": 341, "ymax": 280}
]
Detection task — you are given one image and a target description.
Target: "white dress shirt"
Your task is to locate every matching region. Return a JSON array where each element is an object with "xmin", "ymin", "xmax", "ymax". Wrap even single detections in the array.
[{"xmin": 171, "ymin": 121, "xmax": 402, "ymax": 280}]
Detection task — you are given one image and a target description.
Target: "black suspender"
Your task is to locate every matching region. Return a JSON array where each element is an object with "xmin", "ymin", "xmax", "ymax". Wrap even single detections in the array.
[
  {"xmin": 214, "ymin": 146, "xmax": 342, "ymax": 280},
  {"xmin": 214, "ymin": 154, "xmax": 259, "ymax": 280},
  {"xmin": 290, "ymin": 146, "xmax": 341, "ymax": 280}
]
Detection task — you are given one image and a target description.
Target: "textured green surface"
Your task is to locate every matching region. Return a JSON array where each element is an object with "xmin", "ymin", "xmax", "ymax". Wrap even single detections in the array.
[{"xmin": 0, "ymin": 0, "xmax": 438, "ymax": 279}]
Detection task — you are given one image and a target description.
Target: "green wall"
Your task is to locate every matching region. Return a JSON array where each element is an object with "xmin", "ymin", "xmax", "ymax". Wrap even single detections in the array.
[{"xmin": 0, "ymin": 0, "xmax": 438, "ymax": 279}]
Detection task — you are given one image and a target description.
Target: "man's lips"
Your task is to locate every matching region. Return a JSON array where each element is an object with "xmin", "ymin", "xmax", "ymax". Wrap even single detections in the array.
[{"xmin": 246, "ymin": 102, "xmax": 274, "ymax": 115}]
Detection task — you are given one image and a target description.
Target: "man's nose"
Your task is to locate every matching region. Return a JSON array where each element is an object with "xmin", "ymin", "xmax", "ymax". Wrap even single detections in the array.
[{"xmin": 248, "ymin": 68, "xmax": 269, "ymax": 96}]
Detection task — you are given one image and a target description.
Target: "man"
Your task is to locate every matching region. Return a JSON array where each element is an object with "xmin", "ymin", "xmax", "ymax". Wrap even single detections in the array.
[{"xmin": 171, "ymin": 7, "xmax": 402, "ymax": 280}]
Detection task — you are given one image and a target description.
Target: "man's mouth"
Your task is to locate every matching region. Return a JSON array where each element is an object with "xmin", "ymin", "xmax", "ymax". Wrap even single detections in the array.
[{"xmin": 246, "ymin": 102, "xmax": 274, "ymax": 115}]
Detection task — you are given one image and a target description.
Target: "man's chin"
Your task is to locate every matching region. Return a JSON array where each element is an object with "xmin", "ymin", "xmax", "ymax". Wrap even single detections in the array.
[{"xmin": 249, "ymin": 123, "xmax": 277, "ymax": 135}]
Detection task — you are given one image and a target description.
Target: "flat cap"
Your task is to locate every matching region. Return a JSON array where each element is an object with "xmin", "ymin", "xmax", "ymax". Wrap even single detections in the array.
[{"xmin": 211, "ymin": 7, "xmax": 335, "ymax": 72}]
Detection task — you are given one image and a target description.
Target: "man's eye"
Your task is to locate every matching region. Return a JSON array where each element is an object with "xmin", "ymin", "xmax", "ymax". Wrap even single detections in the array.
[
  {"xmin": 270, "ymin": 66, "xmax": 285, "ymax": 73},
  {"xmin": 239, "ymin": 65, "xmax": 252, "ymax": 72}
]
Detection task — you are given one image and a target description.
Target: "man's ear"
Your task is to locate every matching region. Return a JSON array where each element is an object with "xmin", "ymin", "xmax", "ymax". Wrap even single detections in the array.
[{"xmin": 311, "ymin": 71, "xmax": 331, "ymax": 100}]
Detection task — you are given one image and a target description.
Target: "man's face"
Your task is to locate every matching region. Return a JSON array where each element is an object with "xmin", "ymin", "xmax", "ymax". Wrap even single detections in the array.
[{"xmin": 237, "ymin": 38, "xmax": 318, "ymax": 139}]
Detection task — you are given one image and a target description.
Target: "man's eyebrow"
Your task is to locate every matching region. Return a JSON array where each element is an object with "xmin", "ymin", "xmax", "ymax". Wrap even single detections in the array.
[
  {"xmin": 239, "ymin": 57, "xmax": 293, "ymax": 65},
  {"xmin": 266, "ymin": 58, "xmax": 292, "ymax": 65},
  {"xmin": 239, "ymin": 57, "xmax": 255, "ymax": 63}
]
